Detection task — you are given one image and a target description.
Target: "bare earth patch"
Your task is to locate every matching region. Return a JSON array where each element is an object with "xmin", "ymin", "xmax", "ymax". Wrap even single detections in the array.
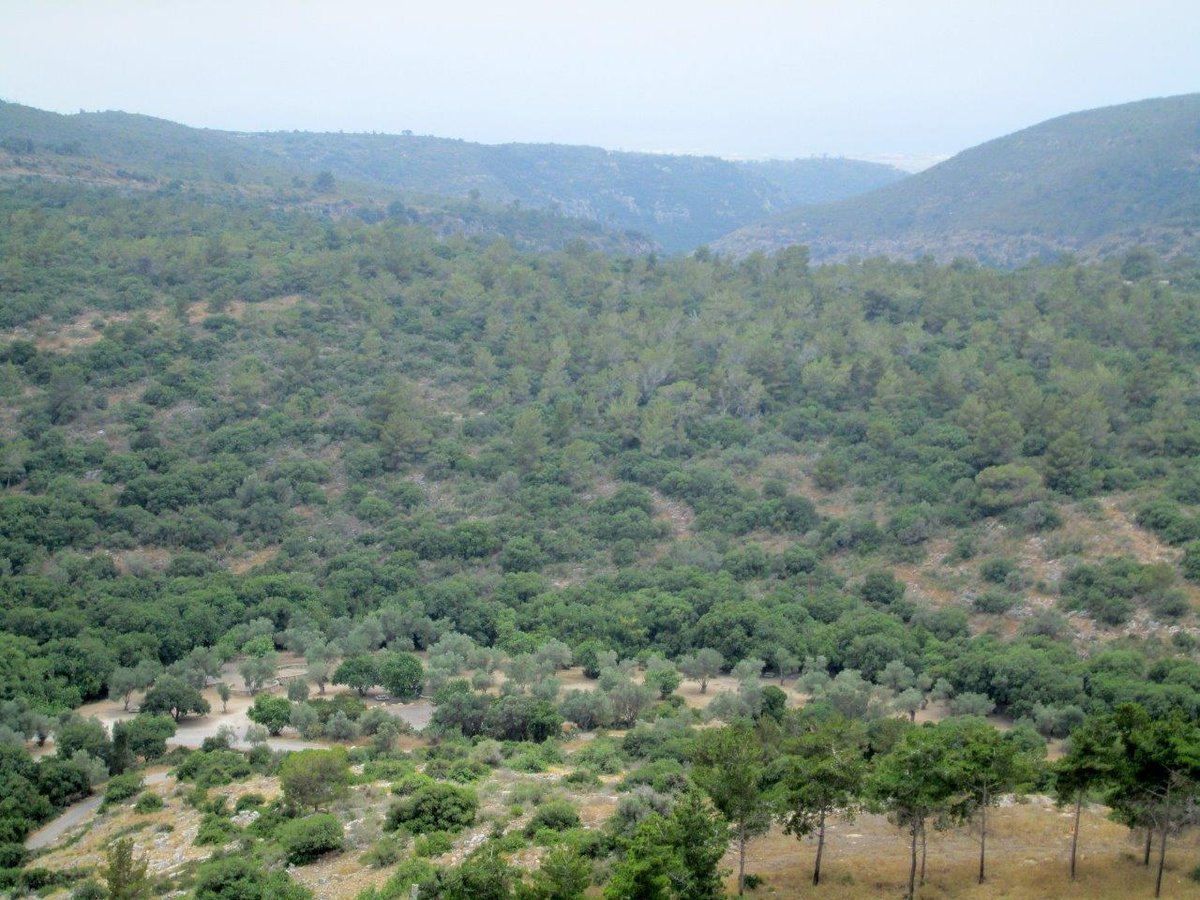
[
  {"xmin": 2, "ymin": 294, "xmax": 305, "ymax": 354},
  {"xmin": 649, "ymin": 487, "xmax": 695, "ymax": 539},
  {"xmin": 228, "ymin": 546, "xmax": 280, "ymax": 574}
]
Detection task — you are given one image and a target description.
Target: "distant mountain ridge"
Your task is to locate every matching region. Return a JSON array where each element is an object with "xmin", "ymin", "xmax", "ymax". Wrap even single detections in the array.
[
  {"xmin": 243, "ymin": 133, "xmax": 907, "ymax": 252},
  {"xmin": 0, "ymin": 101, "xmax": 905, "ymax": 252},
  {"xmin": 714, "ymin": 93, "xmax": 1200, "ymax": 265}
]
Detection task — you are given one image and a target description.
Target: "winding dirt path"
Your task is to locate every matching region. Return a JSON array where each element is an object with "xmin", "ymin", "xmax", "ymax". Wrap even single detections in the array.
[{"xmin": 25, "ymin": 771, "xmax": 169, "ymax": 851}]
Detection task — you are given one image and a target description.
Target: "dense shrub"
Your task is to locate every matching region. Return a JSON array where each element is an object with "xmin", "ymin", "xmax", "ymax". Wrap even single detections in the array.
[
  {"xmin": 525, "ymin": 798, "xmax": 581, "ymax": 835},
  {"xmin": 278, "ymin": 813, "xmax": 344, "ymax": 864},
  {"xmin": 973, "ymin": 590, "xmax": 1019, "ymax": 614},
  {"xmin": 175, "ymin": 749, "xmax": 253, "ymax": 788},
  {"xmin": 483, "ymin": 695, "xmax": 563, "ymax": 743},
  {"xmin": 102, "ymin": 773, "xmax": 143, "ymax": 805},
  {"xmin": 133, "ymin": 792, "xmax": 164, "ymax": 813},
  {"xmin": 387, "ymin": 782, "xmax": 477, "ymax": 834},
  {"xmin": 979, "ymin": 558, "xmax": 1017, "ymax": 584},
  {"xmin": 195, "ymin": 813, "xmax": 238, "ymax": 846},
  {"xmin": 193, "ymin": 855, "xmax": 313, "ymax": 899}
]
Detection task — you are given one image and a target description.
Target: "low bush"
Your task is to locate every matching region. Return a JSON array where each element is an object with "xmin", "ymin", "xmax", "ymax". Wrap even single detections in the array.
[
  {"xmin": 175, "ymin": 749, "xmax": 253, "ymax": 788},
  {"xmin": 234, "ymin": 793, "xmax": 265, "ymax": 812},
  {"xmin": 361, "ymin": 757, "xmax": 416, "ymax": 782},
  {"xmin": 524, "ymin": 799, "xmax": 580, "ymax": 835},
  {"xmin": 103, "ymin": 773, "xmax": 143, "ymax": 805},
  {"xmin": 979, "ymin": 557, "xmax": 1017, "ymax": 584},
  {"xmin": 413, "ymin": 831, "xmax": 454, "ymax": 857},
  {"xmin": 133, "ymin": 793, "xmax": 164, "ymax": 813},
  {"xmin": 562, "ymin": 769, "xmax": 602, "ymax": 788},
  {"xmin": 278, "ymin": 813, "xmax": 344, "ymax": 864},
  {"xmin": 195, "ymin": 813, "xmax": 238, "ymax": 846},
  {"xmin": 973, "ymin": 590, "xmax": 1019, "ymax": 614},
  {"xmin": 361, "ymin": 833, "xmax": 409, "ymax": 868},
  {"xmin": 387, "ymin": 782, "xmax": 477, "ymax": 834}
]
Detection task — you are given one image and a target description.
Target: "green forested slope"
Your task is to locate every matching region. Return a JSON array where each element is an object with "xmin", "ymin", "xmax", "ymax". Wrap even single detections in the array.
[
  {"xmin": 2, "ymin": 180, "xmax": 1200, "ymax": 709},
  {"xmin": 0, "ymin": 100, "xmax": 905, "ymax": 252},
  {"xmin": 4, "ymin": 178, "xmax": 1200, "ymax": 892},
  {"xmin": 716, "ymin": 93, "xmax": 1200, "ymax": 263}
]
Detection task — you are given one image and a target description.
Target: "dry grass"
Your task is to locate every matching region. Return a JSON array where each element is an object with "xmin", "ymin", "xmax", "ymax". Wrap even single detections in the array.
[
  {"xmin": 749, "ymin": 452, "xmax": 859, "ymax": 519},
  {"xmin": 185, "ymin": 293, "xmax": 304, "ymax": 324},
  {"xmin": 892, "ymin": 555, "xmax": 969, "ymax": 608},
  {"xmin": 33, "ymin": 773, "xmax": 274, "ymax": 883},
  {"xmin": 1, "ymin": 294, "xmax": 304, "ymax": 355},
  {"xmin": 512, "ymin": 665, "xmax": 804, "ymax": 715},
  {"xmin": 797, "ymin": 481, "xmax": 1200, "ymax": 645},
  {"xmin": 108, "ymin": 548, "xmax": 174, "ymax": 575},
  {"xmin": 228, "ymin": 546, "xmax": 280, "ymax": 574},
  {"xmin": 3, "ymin": 309, "xmax": 164, "ymax": 352},
  {"xmin": 650, "ymin": 487, "xmax": 695, "ymax": 540},
  {"xmin": 1091, "ymin": 496, "xmax": 1179, "ymax": 565},
  {"xmin": 0, "ymin": 152, "xmax": 164, "ymax": 193},
  {"xmin": 32, "ymin": 757, "xmax": 1200, "ymax": 900},
  {"xmin": 727, "ymin": 798, "xmax": 1200, "ymax": 898}
]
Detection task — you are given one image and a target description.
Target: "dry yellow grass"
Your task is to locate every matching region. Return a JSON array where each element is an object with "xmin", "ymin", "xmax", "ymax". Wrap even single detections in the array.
[
  {"xmin": 650, "ymin": 487, "xmax": 695, "ymax": 539},
  {"xmin": 33, "ymin": 774, "xmax": 277, "ymax": 886},
  {"xmin": 750, "ymin": 451, "xmax": 857, "ymax": 519},
  {"xmin": 726, "ymin": 798, "xmax": 1200, "ymax": 898},
  {"xmin": 33, "ymin": 763, "xmax": 1200, "ymax": 900},
  {"xmin": 227, "ymin": 546, "xmax": 280, "ymax": 574},
  {"xmin": 1, "ymin": 294, "xmax": 304, "ymax": 354}
]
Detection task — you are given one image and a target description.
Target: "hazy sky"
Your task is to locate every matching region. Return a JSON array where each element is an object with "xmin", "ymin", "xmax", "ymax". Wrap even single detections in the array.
[{"xmin": 1, "ymin": 1, "xmax": 1197, "ymax": 167}]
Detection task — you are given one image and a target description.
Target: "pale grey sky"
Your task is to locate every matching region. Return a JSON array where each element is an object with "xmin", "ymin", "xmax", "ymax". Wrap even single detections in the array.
[{"xmin": 1, "ymin": 1, "xmax": 1197, "ymax": 165}]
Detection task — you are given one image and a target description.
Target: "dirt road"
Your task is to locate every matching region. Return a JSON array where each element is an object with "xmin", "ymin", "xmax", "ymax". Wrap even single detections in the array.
[{"xmin": 25, "ymin": 771, "xmax": 169, "ymax": 851}]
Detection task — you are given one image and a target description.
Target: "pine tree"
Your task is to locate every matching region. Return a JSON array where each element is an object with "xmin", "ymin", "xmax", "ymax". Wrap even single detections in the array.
[{"xmin": 101, "ymin": 838, "xmax": 152, "ymax": 899}]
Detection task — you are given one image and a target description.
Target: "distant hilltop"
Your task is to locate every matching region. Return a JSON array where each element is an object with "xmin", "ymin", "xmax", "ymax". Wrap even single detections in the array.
[{"xmin": 713, "ymin": 93, "xmax": 1200, "ymax": 266}]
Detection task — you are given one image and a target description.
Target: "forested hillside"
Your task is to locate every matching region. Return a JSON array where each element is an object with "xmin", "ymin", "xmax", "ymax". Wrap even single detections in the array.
[
  {"xmin": 716, "ymin": 93, "xmax": 1200, "ymax": 264},
  {"xmin": 0, "ymin": 107, "xmax": 666, "ymax": 259},
  {"xmin": 4, "ymin": 175, "xmax": 1200, "ymax": 897},
  {"xmin": 0, "ymin": 100, "xmax": 905, "ymax": 252},
  {"xmin": 242, "ymin": 135, "xmax": 904, "ymax": 252}
]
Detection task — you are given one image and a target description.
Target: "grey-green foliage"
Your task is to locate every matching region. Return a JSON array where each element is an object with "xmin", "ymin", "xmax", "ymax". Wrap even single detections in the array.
[
  {"xmin": 895, "ymin": 688, "xmax": 924, "ymax": 721},
  {"xmin": 243, "ymin": 724, "xmax": 269, "ymax": 745},
  {"xmin": 290, "ymin": 703, "xmax": 322, "ymax": 739},
  {"xmin": 109, "ymin": 659, "xmax": 161, "ymax": 711},
  {"xmin": 819, "ymin": 670, "xmax": 875, "ymax": 720},
  {"xmin": 678, "ymin": 649, "xmax": 724, "ymax": 694},
  {"xmin": 286, "ymin": 679, "xmax": 310, "ymax": 702},
  {"xmin": 704, "ymin": 689, "xmax": 756, "ymax": 723},
  {"xmin": 238, "ymin": 653, "xmax": 278, "ymax": 695},
  {"xmin": 325, "ymin": 711, "xmax": 359, "ymax": 741},
  {"xmin": 878, "ymin": 660, "xmax": 916, "ymax": 691},
  {"xmin": 531, "ymin": 677, "xmax": 561, "ymax": 703},
  {"xmin": 534, "ymin": 639, "xmax": 573, "ymax": 672},
  {"xmin": 607, "ymin": 679, "xmax": 656, "ymax": 727},
  {"xmin": 950, "ymin": 692, "xmax": 996, "ymax": 718},
  {"xmin": 559, "ymin": 689, "xmax": 614, "ymax": 731}
]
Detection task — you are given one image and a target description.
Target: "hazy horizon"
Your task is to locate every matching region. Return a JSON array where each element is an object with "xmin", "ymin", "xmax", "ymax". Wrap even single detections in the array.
[{"xmin": 1, "ymin": 1, "xmax": 1197, "ymax": 167}]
